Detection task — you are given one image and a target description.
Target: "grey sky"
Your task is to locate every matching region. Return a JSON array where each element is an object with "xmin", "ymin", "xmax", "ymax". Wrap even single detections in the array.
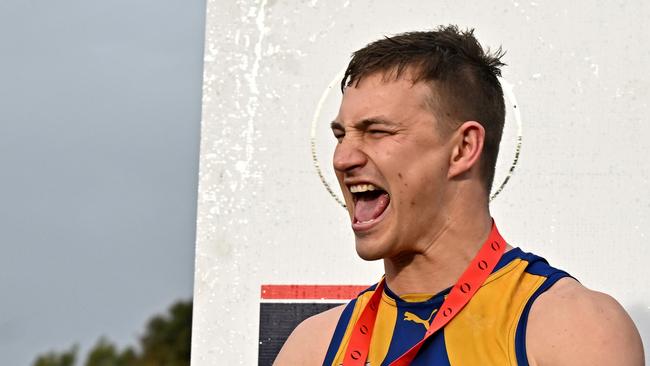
[{"xmin": 0, "ymin": 1, "xmax": 205, "ymax": 364}]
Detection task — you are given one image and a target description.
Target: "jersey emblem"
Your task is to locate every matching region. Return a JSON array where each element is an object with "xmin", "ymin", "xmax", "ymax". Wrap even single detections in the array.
[{"xmin": 403, "ymin": 309, "xmax": 438, "ymax": 331}]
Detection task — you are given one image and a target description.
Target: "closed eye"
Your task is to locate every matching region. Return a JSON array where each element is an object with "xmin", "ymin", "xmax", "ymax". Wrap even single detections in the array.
[
  {"xmin": 332, "ymin": 130, "xmax": 345, "ymax": 142},
  {"xmin": 330, "ymin": 121, "xmax": 346, "ymax": 143},
  {"xmin": 367, "ymin": 129, "xmax": 392, "ymax": 136}
]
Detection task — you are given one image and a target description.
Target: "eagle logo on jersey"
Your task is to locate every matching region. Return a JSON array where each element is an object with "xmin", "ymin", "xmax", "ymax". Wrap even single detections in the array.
[{"xmin": 403, "ymin": 308, "xmax": 438, "ymax": 331}]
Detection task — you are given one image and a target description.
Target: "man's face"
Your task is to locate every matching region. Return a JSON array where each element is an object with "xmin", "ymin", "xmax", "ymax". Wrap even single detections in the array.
[{"xmin": 332, "ymin": 71, "xmax": 454, "ymax": 260}]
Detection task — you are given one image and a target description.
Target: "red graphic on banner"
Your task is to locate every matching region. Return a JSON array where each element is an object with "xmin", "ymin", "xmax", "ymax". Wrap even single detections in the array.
[{"xmin": 261, "ymin": 285, "xmax": 367, "ymax": 300}]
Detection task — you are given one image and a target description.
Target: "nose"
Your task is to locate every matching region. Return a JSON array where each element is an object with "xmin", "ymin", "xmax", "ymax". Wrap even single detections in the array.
[{"xmin": 333, "ymin": 138, "xmax": 367, "ymax": 173}]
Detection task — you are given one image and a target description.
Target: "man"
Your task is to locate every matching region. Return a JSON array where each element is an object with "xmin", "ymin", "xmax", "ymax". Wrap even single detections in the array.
[{"xmin": 275, "ymin": 25, "xmax": 644, "ymax": 365}]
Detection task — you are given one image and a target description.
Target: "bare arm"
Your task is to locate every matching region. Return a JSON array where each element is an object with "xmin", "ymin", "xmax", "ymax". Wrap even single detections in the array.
[
  {"xmin": 526, "ymin": 277, "xmax": 644, "ymax": 366},
  {"xmin": 273, "ymin": 305, "xmax": 346, "ymax": 366}
]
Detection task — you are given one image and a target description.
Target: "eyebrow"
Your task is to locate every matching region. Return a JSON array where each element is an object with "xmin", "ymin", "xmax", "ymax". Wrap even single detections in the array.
[
  {"xmin": 330, "ymin": 121, "xmax": 344, "ymax": 130},
  {"xmin": 330, "ymin": 117, "xmax": 397, "ymax": 130}
]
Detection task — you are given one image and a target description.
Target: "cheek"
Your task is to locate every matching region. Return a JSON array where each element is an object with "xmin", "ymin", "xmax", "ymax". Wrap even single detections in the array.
[{"xmin": 394, "ymin": 164, "xmax": 445, "ymax": 208}]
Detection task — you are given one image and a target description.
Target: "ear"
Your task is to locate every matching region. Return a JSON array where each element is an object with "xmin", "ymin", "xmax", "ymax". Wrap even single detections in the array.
[{"xmin": 447, "ymin": 121, "xmax": 485, "ymax": 179}]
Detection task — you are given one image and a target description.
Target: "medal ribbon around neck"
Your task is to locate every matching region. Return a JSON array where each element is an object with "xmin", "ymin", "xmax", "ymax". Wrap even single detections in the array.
[{"xmin": 342, "ymin": 221, "xmax": 506, "ymax": 366}]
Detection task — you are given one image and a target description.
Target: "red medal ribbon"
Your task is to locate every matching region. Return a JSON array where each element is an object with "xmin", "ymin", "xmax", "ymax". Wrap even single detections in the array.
[{"xmin": 342, "ymin": 221, "xmax": 506, "ymax": 366}]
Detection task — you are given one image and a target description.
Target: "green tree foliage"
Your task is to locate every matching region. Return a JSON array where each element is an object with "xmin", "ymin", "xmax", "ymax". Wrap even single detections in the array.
[
  {"xmin": 31, "ymin": 300, "xmax": 192, "ymax": 366},
  {"xmin": 138, "ymin": 301, "xmax": 192, "ymax": 366},
  {"xmin": 83, "ymin": 338, "xmax": 136, "ymax": 366},
  {"xmin": 32, "ymin": 345, "xmax": 78, "ymax": 366}
]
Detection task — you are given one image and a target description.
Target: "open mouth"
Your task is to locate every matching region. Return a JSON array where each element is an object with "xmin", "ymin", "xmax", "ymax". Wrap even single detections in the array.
[{"xmin": 350, "ymin": 184, "xmax": 390, "ymax": 224}]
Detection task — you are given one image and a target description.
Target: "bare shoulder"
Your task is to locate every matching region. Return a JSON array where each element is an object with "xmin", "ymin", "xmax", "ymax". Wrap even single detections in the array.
[
  {"xmin": 526, "ymin": 277, "xmax": 644, "ymax": 366},
  {"xmin": 273, "ymin": 304, "xmax": 346, "ymax": 366}
]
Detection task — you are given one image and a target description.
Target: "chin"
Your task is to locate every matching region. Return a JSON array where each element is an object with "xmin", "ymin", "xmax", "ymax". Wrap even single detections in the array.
[{"xmin": 355, "ymin": 238, "xmax": 389, "ymax": 261}]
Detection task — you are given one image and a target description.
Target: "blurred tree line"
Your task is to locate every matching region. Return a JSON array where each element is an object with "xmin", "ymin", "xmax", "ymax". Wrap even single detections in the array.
[{"xmin": 32, "ymin": 300, "xmax": 192, "ymax": 366}]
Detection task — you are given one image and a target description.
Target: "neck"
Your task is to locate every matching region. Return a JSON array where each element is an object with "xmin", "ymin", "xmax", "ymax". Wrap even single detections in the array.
[{"xmin": 383, "ymin": 210, "xmax": 500, "ymax": 297}]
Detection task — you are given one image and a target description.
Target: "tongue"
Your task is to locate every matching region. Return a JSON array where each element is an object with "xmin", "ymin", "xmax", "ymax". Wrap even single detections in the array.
[{"xmin": 354, "ymin": 192, "xmax": 390, "ymax": 223}]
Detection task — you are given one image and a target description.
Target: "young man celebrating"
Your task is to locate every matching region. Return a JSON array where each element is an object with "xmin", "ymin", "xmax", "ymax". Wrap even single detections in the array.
[{"xmin": 275, "ymin": 25, "xmax": 644, "ymax": 365}]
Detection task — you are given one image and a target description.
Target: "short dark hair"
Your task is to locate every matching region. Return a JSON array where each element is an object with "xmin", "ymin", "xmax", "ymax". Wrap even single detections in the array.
[{"xmin": 341, "ymin": 25, "xmax": 506, "ymax": 194}]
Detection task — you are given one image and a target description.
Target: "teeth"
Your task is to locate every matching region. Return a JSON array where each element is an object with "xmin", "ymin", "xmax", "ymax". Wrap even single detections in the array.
[{"xmin": 349, "ymin": 183, "xmax": 379, "ymax": 193}]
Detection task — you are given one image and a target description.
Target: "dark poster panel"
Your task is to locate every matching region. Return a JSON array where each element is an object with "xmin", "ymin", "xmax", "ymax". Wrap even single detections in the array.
[
  {"xmin": 258, "ymin": 302, "xmax": 343, "ymax": 365},
  {"xmin": 257, "ymin": 284, "xmax": 367, "ymax": 365}
]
